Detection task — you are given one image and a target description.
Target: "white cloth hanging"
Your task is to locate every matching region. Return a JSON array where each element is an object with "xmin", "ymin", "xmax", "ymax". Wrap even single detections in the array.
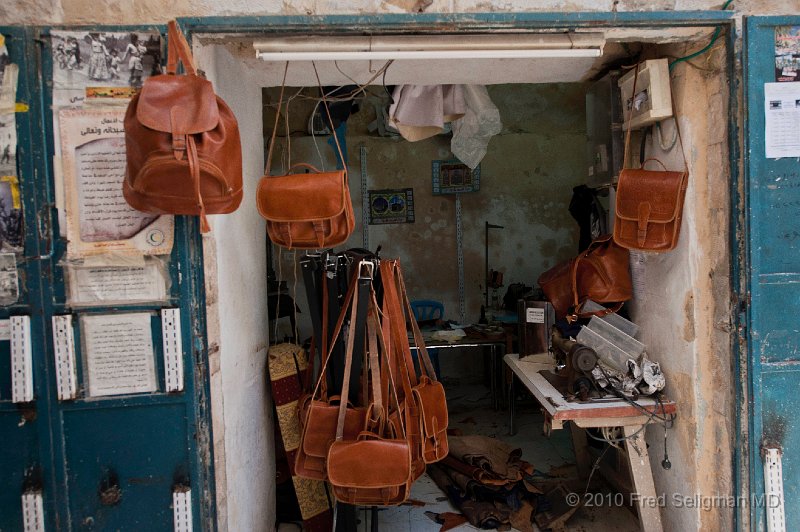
[
  {"xmin": 450, "ymin": 85, "xmax": 503, "ymax": 169},
  {"xmin": 388, "ymin": 84, "xmax": 465, "ymax": 142}
]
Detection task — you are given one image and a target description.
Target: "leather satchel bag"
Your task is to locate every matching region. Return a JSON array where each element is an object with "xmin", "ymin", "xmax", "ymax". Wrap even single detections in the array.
[
  {"xmin": 257, "ymin": 64, "xmax": 355, "ymax": 249},
  {"xmin": 381, "ymin": 260, "xmax": 449, "ymax": 466},
  {"xmin": 123, "ymin": 20, "xmax": 242, "ymax": 233},
  {"xmin": 327, "ymin": 291, "xmax": 413, "ymax": 506},
  {"xmin": 613, "ymin": 62, "xmax": 688, "ymax": 252},
  {"xmin": 538, "ymin": 235, "xmax": 631, "ymax": 320}
]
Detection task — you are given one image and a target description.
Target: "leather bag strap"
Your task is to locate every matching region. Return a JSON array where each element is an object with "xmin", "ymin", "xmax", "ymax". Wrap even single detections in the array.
[
  {"xmin": 264, "ymin": 62, "xmax": 289, "ymax": 177},
  {"xmin": 395, "ymin": 263, "xmax": 438, "ymax": 382},
  {"xmin": 166, "ymin": 20, "xmax": 196, "ymax": 76},
  {"xmin": 334, "ymin": 274, "xmax": 366, "ymax": 441},
  {"xmin": 312, "ymin": 62, "xmax": 347, "ymax": 174}
]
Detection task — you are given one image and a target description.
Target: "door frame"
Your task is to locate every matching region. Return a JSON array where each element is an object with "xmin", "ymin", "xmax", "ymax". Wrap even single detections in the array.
[{"xmin": 178, "ymin": 10, "xmax": 744, "ymax": 530}]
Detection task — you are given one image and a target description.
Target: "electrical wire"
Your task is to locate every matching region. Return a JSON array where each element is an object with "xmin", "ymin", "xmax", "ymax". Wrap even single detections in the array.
[{"xmin": 669, "ymin": 0, "xmax": 734, "ymax": 70}]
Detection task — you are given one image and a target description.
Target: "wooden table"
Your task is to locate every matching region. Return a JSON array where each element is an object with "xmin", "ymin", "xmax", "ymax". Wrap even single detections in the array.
[{"xmin": 505, "ymin": 353, "xmax": 677, "ymax": 532}]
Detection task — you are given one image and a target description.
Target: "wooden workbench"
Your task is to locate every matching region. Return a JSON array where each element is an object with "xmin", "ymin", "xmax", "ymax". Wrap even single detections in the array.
[{"xmin": 505, "ymin": 353, "xmax": 677, "ymax": 532}]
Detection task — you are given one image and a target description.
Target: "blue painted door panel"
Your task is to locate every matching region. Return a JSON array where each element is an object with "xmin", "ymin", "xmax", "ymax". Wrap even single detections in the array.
[
  {"xmin": 35, "ymin": 23, "xmax": 215, "ymax": 528},
  {"xmin": 0, "ymin": 26, "xmax": 56, "ymax": 531},
  {"xmin": 745, "ymin": 15, "xmax": 800, "ymax": 532}
]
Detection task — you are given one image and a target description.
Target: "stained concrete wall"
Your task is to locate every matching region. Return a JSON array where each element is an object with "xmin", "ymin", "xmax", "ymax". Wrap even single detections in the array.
[
  {"xmin": 628, "ymin": 45, "xmax": 733, "ymax": 531},
  {"xmin": 1, "ymin": 0, "xmax": 799, "ymax": 24},
  {"xmin": 268, "ymin": 84, "xmax": 586, "ymax": 381},
  {"xmin": 196, "ymin": 43, "xmax": 273, "ymax": 532}
]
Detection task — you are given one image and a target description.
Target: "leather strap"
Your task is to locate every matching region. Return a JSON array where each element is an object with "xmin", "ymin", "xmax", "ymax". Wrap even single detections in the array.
[
  {"xmin": 264, "ymin": 62, "xmax": 289, "ymax": 177},
  {"xmin": 312, "ymin": 62, "xmax": 347, "ymax": 173},
  {"xmin": 167, "ymin": 20, "xmax": 196, "ymax": 76},
  {"xmin": 186, "ymin": 136, "xmax": 209, "ymax": 232},
  {"xmin": 334, "ymin": 275, "xmax": 364, "ymax": 441},
  {"xmin": 395, "ymin": 263, "xmax": 438, "ymax": 381}
]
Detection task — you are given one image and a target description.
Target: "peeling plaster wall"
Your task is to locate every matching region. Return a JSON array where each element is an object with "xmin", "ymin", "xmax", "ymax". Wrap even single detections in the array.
[
  {"xmin": 1, "ymin": 0, "xmax": 799, "ymax": 24},
  {"xmin": 628, "ymin": 47, "xmax": 733, "ymax": 531},
  {"xmin": 270, "ymin": 84, "xmax": 586, "ymax": 380},
  {"xmin": 196, "ymin": 43, "xmax": 273, "ymax": 532}
]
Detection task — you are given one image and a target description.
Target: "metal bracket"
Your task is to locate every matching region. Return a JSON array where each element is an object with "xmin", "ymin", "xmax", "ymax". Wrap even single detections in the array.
[
  {"xmin": 360, "ymin": 145, "xmax": 370, "ymax": 249},
  {"xmin": 52, "ymin": 315, "xmax": 77, "ymax": 401},
  {"xmin": 455, "ymin": 193, "xmax": 465, "ymax": 324},
  {"xmin": 11, "ymin": 315, "xmax": 33, "ymax": 403},
  {"xmin": 22, "ymin": 490, "xmax": 45, "ymax": 532},
  {"xmin": 173, "ymin": 487, "xmax": 193, "ymax": 532},
  {"xmin": 763, "ymin": 447, "xmax": 786, "ymax": 532},
  {"xmin": 161, "ymin": 309, "xmax": 184, "ymax": 393}
]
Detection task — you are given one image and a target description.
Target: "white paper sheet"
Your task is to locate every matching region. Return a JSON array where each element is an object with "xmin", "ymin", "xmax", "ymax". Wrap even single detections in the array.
[
  {"xmin": 59, "ymin": 107, "xmax": 173, "ymax": 257},
  {"xmin": 0, "ymin": 252, "xmax": 18, "ymax": 306},
  {"xmin": 82, "ymin": 312, "xmax": 156, "ymax": 397},
  {"xmin": 765, "ymin": 82, "xmax": 800, "ymax": 158},
  {"xmin": 67, "ymin": 261, "xmax": 168, "ymax": 306}
]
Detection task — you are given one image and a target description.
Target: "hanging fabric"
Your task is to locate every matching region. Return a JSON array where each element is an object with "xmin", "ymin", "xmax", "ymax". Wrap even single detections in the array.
[
  {"xmin": 450, "ymin": 85, "xmax": 503, "ymax": 169},
  {"xmin": 388, "ymin": 84, "xmax": 465, "ymax": 142}
]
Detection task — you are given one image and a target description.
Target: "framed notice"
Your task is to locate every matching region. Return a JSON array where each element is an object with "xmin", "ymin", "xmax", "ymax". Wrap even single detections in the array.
[
  {"xmin": 81, "ymin": 312, "xmax": 157, "ymax": 397},
  {"xmin": 59, "ymin": 107, "xmax": 173, "ymax": 257}
]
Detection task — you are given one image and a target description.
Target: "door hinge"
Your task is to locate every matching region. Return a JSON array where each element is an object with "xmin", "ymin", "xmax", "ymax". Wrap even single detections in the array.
[
  {"xmin": 11, "ymin": 315, "xmax": 33, "ymax": 403},
  {"xmin": 52, "ymin": 315, "xmax": 77, "ymax": 401},
  {"xmin": 162, "ymin": 308, "xmax": 184, "ymax": 393}
]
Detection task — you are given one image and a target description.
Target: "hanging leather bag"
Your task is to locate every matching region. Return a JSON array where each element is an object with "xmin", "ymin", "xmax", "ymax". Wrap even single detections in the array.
[
  {"xmin": 380, "ymin": 260, "xmax": 449, "ymax": 469},
  {"xmin": 257, "ymin": 63, "xmax": 355, "ymax": 249},
  {"xmin": 123, "ymin": 21, "xmax": 242, "ymax": 233},
  {"xmin": 613, "ymin": 63, "xmax": 689, "ymax": 252},
  {"xmin": 538, "ymin": 235, "xmax": 631, "ymax": 320},
  {"xmin": 295, "ymin": 274, "xmax": 368, "ymax": 481},
  {"xmin": 327, "ymin": 278, "xmax": 413, "ymax": 506}
]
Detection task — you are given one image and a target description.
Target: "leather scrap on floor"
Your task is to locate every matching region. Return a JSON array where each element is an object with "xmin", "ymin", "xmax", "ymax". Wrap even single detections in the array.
[{"xmin": 427, "ymin": 434, "xmax": 540, "ymax": 530}]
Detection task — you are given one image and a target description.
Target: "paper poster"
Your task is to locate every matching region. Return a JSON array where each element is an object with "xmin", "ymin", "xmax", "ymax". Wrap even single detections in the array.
[
  {"xmin": 0, "ymin": 318, "xmax": 10, "ymax": 340},
  {"xmin": 51, "ymin": 30, "xmax": 162, "ymax": 90},
  {"xmin": 82, "ymin": 312, "xmax": 157, "ymax": 397},
  {"xmin": 764, "ymin": 82, "xmax": 800, "ymax": 159},
  {"xmin": 0, "ymin": 252, "xmax": 18, "ymax": 306},
  {"xmin": 0, "ymin": 64, "xmax": 17, "ymax": 114},
  {"xmin": 368, "ymin": 188, "xmax": 415, "ymax": 224},
  {"xmin": 59, "ymin": 107, "xmax": 173, "ymax": 257},
  {"xmin": 67, "ymin": 260, "xmax": 168, "ymax": 306},
  {"xmin": 776, "ymin": 26, "xmax": 800, "ymax": 83}
]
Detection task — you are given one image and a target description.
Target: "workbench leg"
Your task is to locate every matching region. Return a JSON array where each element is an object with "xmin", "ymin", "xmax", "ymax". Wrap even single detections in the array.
[
  {"xmin": 569, "ymin": 422, "xmax": 592, "ymax": 480},
  {"xmin": 490, "ymin": 345, "xmax": 498, "ymax": 411},
  {"xmin": 622, "ymin": 425, "xmax": 663, "ymax": 532},
  {"xmin": 509, "ymin": 373, "xmax": 516, "ymax": 435}
]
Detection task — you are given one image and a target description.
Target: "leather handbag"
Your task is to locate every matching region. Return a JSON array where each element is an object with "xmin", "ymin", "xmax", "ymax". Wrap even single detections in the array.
[
  {"xmin": 538, "ymin": 235, "xmax": 632, "ymax": 320},
  {"xmin": 257, "ymin": 64, "xmax": 355, "ymax": 249},
  {"xmin": 381, "ymin": 260, "xmax": 449, "ymax": 466},
  {"xmin": 123, "ymin": 20, "xmax": 242, "ymax": 233},
  {"xmin": 613, "ymin": 62, "xmax": 689, "ymax": 252},
  {"xmin": 327, "ymin": 289, "xmax": 413, "ymax": 506}
]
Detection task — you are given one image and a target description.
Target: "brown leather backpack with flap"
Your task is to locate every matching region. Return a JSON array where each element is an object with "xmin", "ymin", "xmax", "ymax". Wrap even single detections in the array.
[{"xmin": 123, "ymin": 20, "xmax": 242, "ymax": 233}]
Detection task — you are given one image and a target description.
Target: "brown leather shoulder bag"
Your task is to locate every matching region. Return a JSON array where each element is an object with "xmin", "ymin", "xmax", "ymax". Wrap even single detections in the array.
[
  {"xmin": 257, "ymin": 63, "xmax": 355, "ymax": 249},
  {"xmin": 538, "ymin": 235, "xmax": 631, "ymax": 320},
  {"xmin": 123, "ymin": 21, "xmax": 242, "ymax": 233},
  {"xmin": 613, "ymin": 62, "xmax": 688, "ymax": 252}
]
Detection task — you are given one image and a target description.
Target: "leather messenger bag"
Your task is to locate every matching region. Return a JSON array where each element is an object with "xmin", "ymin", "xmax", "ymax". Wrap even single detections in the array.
[
  {"xmin": 257, "ymin": 63, "xmax": 355, "ymax": 250},
  {"xmin": 613, "ymin": 62, "xmax": 689, "ymax": 252},
  {"xmin": 123, "ymin": 21, "xmax": 242, "ymax": 233},
  {"xmin": 538, "ymin": 235, "xmax": 632, "ymax": 320}
]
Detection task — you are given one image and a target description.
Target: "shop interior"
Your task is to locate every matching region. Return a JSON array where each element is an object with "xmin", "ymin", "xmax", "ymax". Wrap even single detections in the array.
[{"xmin": 193, "ymin": 24, "xmax": 731, "ymax": 532}]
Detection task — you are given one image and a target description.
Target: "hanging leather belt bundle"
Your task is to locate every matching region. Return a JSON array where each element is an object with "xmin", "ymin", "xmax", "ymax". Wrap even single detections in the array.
[
  {"xmin": 294, "ymin": 258, "xmax": 448, "ymax": 506},
  {"xmin": 123, "ymin": 20, "xmax": 243, "ymax": 233}
]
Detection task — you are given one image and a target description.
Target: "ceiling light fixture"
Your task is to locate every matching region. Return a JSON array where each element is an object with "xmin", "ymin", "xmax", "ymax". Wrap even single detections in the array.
[{"xmin": 254, "ymin": 33, "xmax": 604, "ymax": 61}]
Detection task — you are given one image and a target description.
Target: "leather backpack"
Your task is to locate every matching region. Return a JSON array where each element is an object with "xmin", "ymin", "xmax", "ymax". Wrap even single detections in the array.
[
  {"xmin": 123, "ymin": 20, "xmax": 242, "ymax": 233},
  {"xmin": 538, "ymin": 235, "xmax": 632, "ymax": 320}
]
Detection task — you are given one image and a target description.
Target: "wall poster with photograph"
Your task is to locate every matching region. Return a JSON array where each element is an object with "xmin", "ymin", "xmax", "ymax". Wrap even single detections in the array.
[
  {"xmin": 51, "ymin": 30, "xmax": 162, "ymax": 90},
  {"xmin": 776, "ymin": 26, "xmax": 800, "ymax": 82},
  {"xmin": 59, "ymin": 107, "xmax": 173, "ymax": 257},
  {"xmin": 432, "ymin": 159, "xmax": 481, "ymax": 195}
]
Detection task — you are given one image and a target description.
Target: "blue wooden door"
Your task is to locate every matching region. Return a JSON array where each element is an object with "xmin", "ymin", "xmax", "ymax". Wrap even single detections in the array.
[
  {"xmin": 0, "ymin": 26, "xmax": 58, "ymax": 531},
  {"xmin": 0, "ymin": 25, "xmax": 215, "ymax": 531},
  {"xmin": 744, "ymin": 15, "xmax": 800, "ymax": 531}
]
